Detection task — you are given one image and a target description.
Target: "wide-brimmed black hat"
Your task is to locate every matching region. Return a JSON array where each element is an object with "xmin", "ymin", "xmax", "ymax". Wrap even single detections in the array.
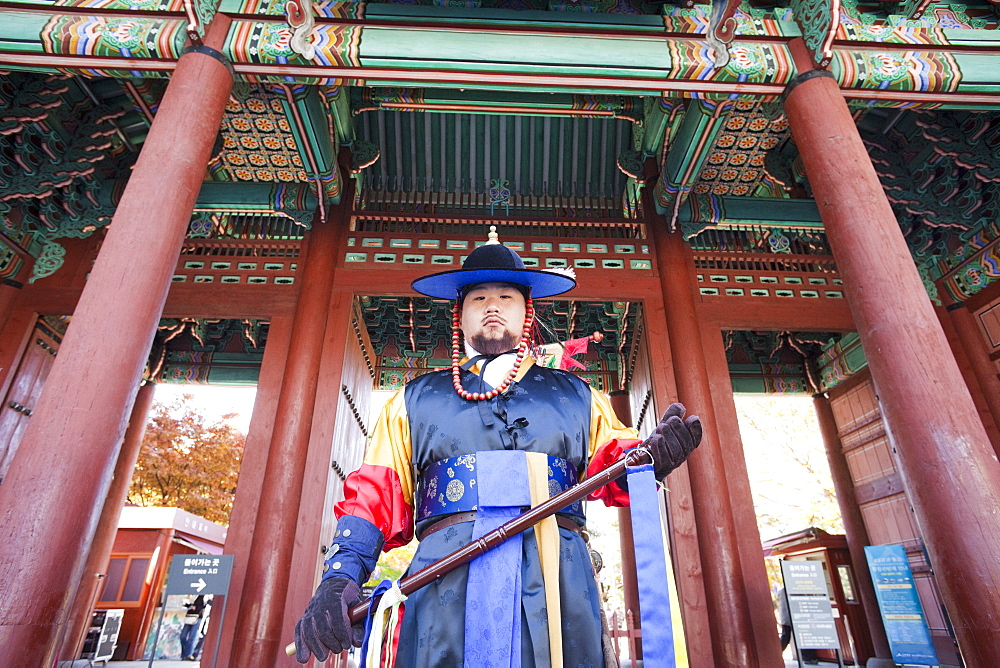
[{"xmin": 411, "ymin": 229, "xmax": 576, "ymax": 300}]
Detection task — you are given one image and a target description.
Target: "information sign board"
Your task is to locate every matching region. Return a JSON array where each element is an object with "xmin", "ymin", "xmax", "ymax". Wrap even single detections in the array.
[
  {"xmin": 865, "ymin": 545, "xmax": 939, "ymax": 665},
  {"xmin": 781, "ymin": 560, "xmax": 839, "ymax": 650},
  {"xmin": 166, "ymin": 554, "xmax": 234, "ymax": 596},
  {"xmin": 788, "ymin": 595, "xmax": 839, "ymax": 650}
]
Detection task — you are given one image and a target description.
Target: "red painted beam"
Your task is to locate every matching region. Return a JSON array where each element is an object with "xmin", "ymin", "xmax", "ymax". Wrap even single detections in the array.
[{"xmin": 697, "ymin": 298, "xmax": 855, "ymax": 331}]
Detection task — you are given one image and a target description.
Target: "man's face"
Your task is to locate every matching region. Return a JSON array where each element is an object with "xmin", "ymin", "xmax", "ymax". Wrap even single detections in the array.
[{"xmin": 460, "ymin": 282, "xmax": 527, "ymax": 356}]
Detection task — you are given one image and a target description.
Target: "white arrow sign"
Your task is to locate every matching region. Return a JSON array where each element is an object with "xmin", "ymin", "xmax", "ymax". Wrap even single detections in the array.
[{"xmin": 167, "ymin": 555, "xmax": 234, "ymax": 596}]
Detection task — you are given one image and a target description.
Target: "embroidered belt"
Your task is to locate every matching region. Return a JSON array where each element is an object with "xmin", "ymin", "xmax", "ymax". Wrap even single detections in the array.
[
  {"xmin": 415, "ymin": 452, "xmax": 585, "ymax": 524},
  {"xmin": 417, "ymin": 510, "xmax": 583, "ymax": 541}
]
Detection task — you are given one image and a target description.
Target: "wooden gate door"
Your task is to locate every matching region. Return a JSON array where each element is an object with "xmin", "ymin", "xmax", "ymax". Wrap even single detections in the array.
[
  {"xmin": 319, "ymin": 298, "xmax": 377, "ymax": 541},
  {"xmin": 0, "ymin": 318, "xmax": 60, "ymax": 481},
  {"xmin": 827, "ymin": 372, "xmax": 959, "ymax": 664}
]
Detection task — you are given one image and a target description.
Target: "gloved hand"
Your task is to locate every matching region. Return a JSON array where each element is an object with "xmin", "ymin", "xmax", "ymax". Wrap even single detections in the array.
[
  {"xmin": 294, "ymin": 576, "xmax": 366, "ymax": 663},
  {"xmin": 643, "ymin": 402, "xmax": 703, "ymax": 480}
]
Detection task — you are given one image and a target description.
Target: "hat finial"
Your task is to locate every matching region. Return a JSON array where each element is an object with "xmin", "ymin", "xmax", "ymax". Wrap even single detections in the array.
[{"xmin": 485, "ymin": 225, "xmax": 500, "ymax": 245}]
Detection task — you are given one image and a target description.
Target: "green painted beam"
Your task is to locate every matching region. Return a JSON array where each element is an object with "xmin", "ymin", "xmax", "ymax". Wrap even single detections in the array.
[
  {"xmin": 817, "ymin": 332, "xmax": 867, "ymax": 391},
  {"xmin": 639, "ymin": 97, "xmax": 676, "ymax": 155},
  {"xmin": 355, "ymin": 88, "xmax": 642, "ymax": 121},
  {"xmin": 194, "ymin": 181, "xmax": 318, "ymax": 227},
  {"xmin": 675, "ymin": 195, "xmax": 823, "ymax": 237},
  {"xmin": 275, "ymin": 85, "xmax": 343, "ymax": 205},
  {"xmin": 324, "ymin": 86, "xmax": 355, "ymax": 143},
  {"xmin": 363, "ymin": 2, "xmax": 664, "ymax": 31},
  {"xmin": 3, "ymin": 5, "xmax": 1000, "ymax": 106},
  {"xmin": 654, "ymin": 99, "xmax": 734, "ymax": 223},
  {"xmin": 0, "ymin": 11, "xmax": 51, "ymax": 54},
  {"xmin": 359, "ymin": 28, "xmax": 672, "ymax": 79}
]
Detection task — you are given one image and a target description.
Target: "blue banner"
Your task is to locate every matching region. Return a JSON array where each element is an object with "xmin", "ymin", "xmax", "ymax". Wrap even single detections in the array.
[
  {"xmin": 627, "ymin": 462, "xmax": 676, "ymax": 667},
  {"xmin": 865, "ymin": 545, "xmax": 939, "ymax": 665}
]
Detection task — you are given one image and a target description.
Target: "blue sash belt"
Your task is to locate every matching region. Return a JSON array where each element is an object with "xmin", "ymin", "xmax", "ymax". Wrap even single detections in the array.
[
  {"xmin": 415, "ymin": 453, "xmax": 585, "ymax": 523},
  {"xmin": 628, "ymin": 461, "xmax": 677, "ymax": 666},
  {"xmin": 463, "ymin": 450, "xmax": 528, "ymax": 667}
]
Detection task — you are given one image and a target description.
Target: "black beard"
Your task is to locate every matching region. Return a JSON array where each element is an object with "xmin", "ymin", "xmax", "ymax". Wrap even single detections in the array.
[{"xmin": 468, "ymin": 331, "xmax": 520, "ymax": 356}]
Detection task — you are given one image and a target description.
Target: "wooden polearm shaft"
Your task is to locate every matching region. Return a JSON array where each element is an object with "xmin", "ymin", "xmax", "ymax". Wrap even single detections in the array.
[{"xmin": 287, "ymin": 446, "xmax": 651, "ymax": 656}]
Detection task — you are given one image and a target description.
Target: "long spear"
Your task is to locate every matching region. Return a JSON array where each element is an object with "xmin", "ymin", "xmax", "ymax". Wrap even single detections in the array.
[{"xmin": 286, "ymin": 446, "xmax": 652, "ymax": 656}]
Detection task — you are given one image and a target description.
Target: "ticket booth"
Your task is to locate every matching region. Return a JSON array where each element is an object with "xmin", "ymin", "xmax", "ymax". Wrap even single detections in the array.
[
  {"xmin": 93, "ymin": 506, "xmax": 227, "ymax": 660},
  {"xmin": 764, "ymin": 528, "xmax": 876, "ymax": 665}
]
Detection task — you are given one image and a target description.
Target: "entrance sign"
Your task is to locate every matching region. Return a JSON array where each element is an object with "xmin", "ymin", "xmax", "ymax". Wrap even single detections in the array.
[
  {"xmin": 148, "ymin": 555, "xmax": 235, "ymax": 668},
  {"xmin": 780, "ymin": 560, "xmax": 839, "ymax": 651},
  {"xmin": 782, "ymin": 560, "xmax": 829, "ymax": 596},
  {"xmin": 166, "ymin": 554, "xmax": 234, "ymax": 595},
  {"xmin": 865, "ymin": 545, "xmax": 940, "ymax": 665}
]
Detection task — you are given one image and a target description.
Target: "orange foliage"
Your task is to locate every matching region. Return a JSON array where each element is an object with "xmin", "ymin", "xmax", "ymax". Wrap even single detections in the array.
[{"xmin": 128, "ymin": 392, "xmax": 245, "ymax": 526}]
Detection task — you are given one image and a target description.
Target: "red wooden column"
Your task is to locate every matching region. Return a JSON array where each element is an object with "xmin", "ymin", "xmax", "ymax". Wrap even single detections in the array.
[
  {"xmin": 230, "ymin": 191, "xmax": 349, "ymax": 667},
  {"xmin": 652, "ymin": 225, "xmax": 759, "ymax": 666},
  {"xmin": 0, "ymin": 284, "xmax": 20, "ymax": 330},
  {"xmin": 812, "ymin": 394, "xmax": 890, "ymax": 660},
  {"xmin": 944, "ymin": 304, "xmax": 1000, "ymax": 455},
  {"xmin": 0, "ymin": 261, "xmax": 29, "ymax": 330},
  {"xmin": 208, "ymin": 314, "xmax": 295, "ymax": 668},
  {"xmin": 58, "ymin": 381, "xmax": 158, "ymax": 661},
  {"xmin": 700, "ymin": 328, "xmax": 785, "ymax": 667},
  {"xmin": 0, "ymin": 19, "xmax": 233, "ymax": 665},
  {"xmin": 783, "ymin": 38, "xmax": 1000, "ymax": 663},
  {"xmin": 934, "ymin": 307, "xmax": 996, "ymax": 450},
  {"xmin": 642, "ymin": 281, "xmax": 713, "ymax": 664}
]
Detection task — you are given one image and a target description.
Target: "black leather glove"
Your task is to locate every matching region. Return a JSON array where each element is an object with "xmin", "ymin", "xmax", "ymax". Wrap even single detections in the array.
[
  {"xmin": 294, "ymin": 576, "xmax": 366, "ymax": 663},
  {"xmin": 643, "ymin": 402, "xmax": 703, "ymax": 480}
]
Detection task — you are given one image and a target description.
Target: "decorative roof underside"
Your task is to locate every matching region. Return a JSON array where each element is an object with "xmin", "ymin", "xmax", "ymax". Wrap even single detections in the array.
[
  {"xmin": 355, "ymin": 110, "xmax": 632, "ymax": 214},
  {"xmin": 3, "ymin": 0, "xmax": 1000, "ymax": 392}
]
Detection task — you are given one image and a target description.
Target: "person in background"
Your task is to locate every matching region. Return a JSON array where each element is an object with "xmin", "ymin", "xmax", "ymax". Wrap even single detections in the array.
[
  {"xmin": 777, "ymin": 586, "xmax": 792, "ymax": 652},
  {"xmin": 180, "ymin": 594, "xmax": 206, "ymax": 661},
  {"xmin": 191, "ymin": 595, "xmax": 212, "ymax": 660}
]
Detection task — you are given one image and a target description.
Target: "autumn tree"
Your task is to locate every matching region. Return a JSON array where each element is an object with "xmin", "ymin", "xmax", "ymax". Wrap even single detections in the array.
[
  {"xmin": 735, "ymin": 394, "xmax": 844, "ymax": 540},
  {"xmin": 128, "ymin": 392, "xmax": 245, "ymax": 525}
]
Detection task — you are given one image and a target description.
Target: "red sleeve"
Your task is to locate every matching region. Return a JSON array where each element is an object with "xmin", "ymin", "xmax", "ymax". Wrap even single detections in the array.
[
  {"xmin": 585, "ymin": 437, "xmax": 642, "ymax": 507},
  {"xmin": 335, "ymin": 463, "xmax": 415, "ymax": 551}
]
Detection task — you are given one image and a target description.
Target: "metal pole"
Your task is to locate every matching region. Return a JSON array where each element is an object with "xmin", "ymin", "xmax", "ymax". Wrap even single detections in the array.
[
  {"xmin": 147, "ymin": 593, "xmax": 168, "ymax": 668},
  {"xmin": 210, "ymin": 595, "xmax": 228, "ymax": 668}
]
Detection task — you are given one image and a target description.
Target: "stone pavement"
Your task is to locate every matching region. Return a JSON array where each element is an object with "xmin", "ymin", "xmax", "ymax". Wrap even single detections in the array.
[
  {"xmin": 65, "ymin": 653, "xmax": 833, "ymax": 667},
  {"xmin": 85, "ymin": 661, "xmax": 198, "ymax": 668}
]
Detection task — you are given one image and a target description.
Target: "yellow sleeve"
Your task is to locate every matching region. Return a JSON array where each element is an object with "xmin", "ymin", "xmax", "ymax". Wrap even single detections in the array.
[
  {"xmin": 335, "ymin": 387, "xmax": 415, "ymax": 550},
  {"xmin": 363, "ymin": 388, "xmax": 414, "ymax": 503},
  {"xmin": 588, "ymin": 386, "xmax": 639, "ymax": 459}
]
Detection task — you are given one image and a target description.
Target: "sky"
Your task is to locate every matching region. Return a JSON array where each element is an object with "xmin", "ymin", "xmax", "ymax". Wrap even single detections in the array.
[
  {"xmin": 734, "ymin": 393, "xmax": 842, "ymax": 541},
  {"xmin": 152, "ymin": 383, "xmax": 258, "ymax": 434}
]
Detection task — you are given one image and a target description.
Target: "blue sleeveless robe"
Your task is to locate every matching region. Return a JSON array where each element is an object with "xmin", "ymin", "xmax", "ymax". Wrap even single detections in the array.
[{"xmin": 396, "ymin": 365, "xmax": 605, "ymax": 667}]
